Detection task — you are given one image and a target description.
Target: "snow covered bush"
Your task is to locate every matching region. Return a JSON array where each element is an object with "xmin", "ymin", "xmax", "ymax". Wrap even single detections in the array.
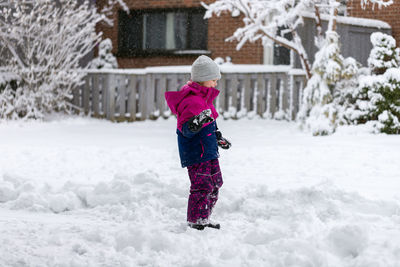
[
  {"xmin": 214, "ymin": 56, "xmax": 233, "ymax": 65},
  {"xmin": 0, "ymin": 0, "xmax": 128, "ymax": 120},
  {"xmin": 297, "ymin": 27, "xmax": 364, "ymax": 136},
  {"xmin": 334, "ymin": 58, "xmax": 365, "ymax": 125},
  {"xmin": 0, "ymin": 71, "xmax": 21, "ymax": 119},
  {"xmin": 89, "ymin": 38, "xmax": 119, "ymax": 69},
  {"xmin": 353, "ymin": 69, "xmax": 400, "ymax": 134},
  {"xmin": 347, "ymin": 32, "xmax": 400, "ymax": 134},
  {"xmin": 368, "ymin": 32, "xmax": 400, "ymax": 75}
]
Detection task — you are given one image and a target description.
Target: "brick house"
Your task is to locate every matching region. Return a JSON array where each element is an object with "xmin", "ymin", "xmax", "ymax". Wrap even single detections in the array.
[{"xmin": 96, "ymin": 0, "xmax": 396, "ymax": 69}]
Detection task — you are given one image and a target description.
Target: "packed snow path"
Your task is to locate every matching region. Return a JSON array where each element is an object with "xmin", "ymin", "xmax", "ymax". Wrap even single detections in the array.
[{"xmin": 1, "ymin": 117, "xmax": 400, "ymax": 267}]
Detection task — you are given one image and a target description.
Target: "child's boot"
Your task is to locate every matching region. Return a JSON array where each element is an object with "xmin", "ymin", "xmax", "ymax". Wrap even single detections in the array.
[
  {"xmin": 188, "ymin": 222, "xmax": 206, "ymax": 230},
  {"xmin": 188, "ymin": 222, "xmax": 220, "ymax": 230}
]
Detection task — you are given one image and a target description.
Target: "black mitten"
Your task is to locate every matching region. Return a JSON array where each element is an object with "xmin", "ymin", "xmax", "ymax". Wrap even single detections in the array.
[
  {"xmin": 188, "ymin": 109, "xmax": 214, "ymax": 133},
  {"xmin": 215, "ymin": 131, "xmax": 232, "ymax": 149}
]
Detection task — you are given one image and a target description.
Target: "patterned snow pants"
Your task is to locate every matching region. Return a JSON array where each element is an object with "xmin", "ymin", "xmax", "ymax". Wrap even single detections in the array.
[{"xmin": 187, "ymin": 158, "xmax": 223, "ymax": 224}]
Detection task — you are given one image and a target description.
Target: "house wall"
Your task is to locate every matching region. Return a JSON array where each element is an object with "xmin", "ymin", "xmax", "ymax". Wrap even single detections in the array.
[
  {"xmin": 96, "ymin": 0, "xmax": 264, "ymax": 68},
  {"xmin": 347, "ymin": 0, "xmax": 400, "ymax": 46}
]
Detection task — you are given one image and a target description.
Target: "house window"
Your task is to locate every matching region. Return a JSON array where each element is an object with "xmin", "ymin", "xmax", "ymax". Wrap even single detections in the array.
[
  {"xmin": 118, "ymin": 8, "xmax": 208, "ymax": 56},
  {"xmin": 273, "ymin": 27, "xmax": 292, "ymax": 65}
]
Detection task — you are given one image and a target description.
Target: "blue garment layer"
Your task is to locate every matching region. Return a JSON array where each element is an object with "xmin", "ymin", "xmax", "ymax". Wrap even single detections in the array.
[{"xmin": 177, "ymin": 120, "xmax": 219, "ymax": 168}]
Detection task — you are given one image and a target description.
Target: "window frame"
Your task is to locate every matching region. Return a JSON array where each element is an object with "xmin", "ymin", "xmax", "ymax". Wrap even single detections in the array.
[{"xmin": 118, "ymin": 7, "xmax": 210, "ymax": 57}]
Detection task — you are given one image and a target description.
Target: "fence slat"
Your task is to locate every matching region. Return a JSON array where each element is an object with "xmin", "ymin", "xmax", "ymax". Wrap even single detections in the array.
[
  {"xmin": 127, "ymin": 75, "xmax": 137, "ymax": 121},
  {"xmin": 101, "ymin": 75, "xmax": 107, "ymax": 116},
  {"xmin": 159, "ymin": 74, "xmax": 167, "ymax": 118},
  {"xmin": 169, "ymin": 74, "xmax": 178, "ymax": 91},
  {"xmin": 147, "ymin": 74, "xmax": 155, "ymax": 119},
  {"xmin": 72, "ymin": 85, "xmax": 80, "ymax": 110},
  {"xmin": 118, "ymin": 75, "xmax": 127, "ymax": 118},
  {"xmin": 256, "ymin": 74, "xmax": 265, "ymax": 116},
  {"xmin": 230, "ymin": 74, "xmax": 238, "ymax": 118},
  {"xmin": 106, "ymin": 73, "xmax": 116, "ymax": 121},
  {"xmin": 269, "ymin": 74, "xmax": 277, "ymax": 117},
  {"xmin": 139, "ymin": 76, "xmax": 147, "ymax": 120},
  {"xmin": 244, "ymin": 74, "xmax": 251, "ymax": 113},
  {"xmin": 82, "ymin": 76, "xmax": 90, "ymax": 114},
  {"xmin": 217, "ymin": 75, "xmax": 226, "ymax": 113},
  {"xmin": 290, "ymin": 75, "xmax": 296, "ymax": 120},
  {"xmin": 282, "ymin": 75, "xmax": 289, "ymax": 114},
  {"xmin": 92, "ymin": 74, "xmax": 100, "ymax": 116}
]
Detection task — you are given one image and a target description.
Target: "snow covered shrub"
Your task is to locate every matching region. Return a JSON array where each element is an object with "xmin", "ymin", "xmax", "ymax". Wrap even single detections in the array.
[
  {"xmin": 0, "ymin": 72, "xmax": 21, "ymax": 119},
  {"xmin": 348, "ymin": 32, "xmax": 400, "ymax": 134},
  {"xmin": 355, "ymin": 69, "xmax": 400, "ymax": 134},
  {"xmin": 0, "ymin": 71, "xmax": 19, "ymax": 93},
  {"xmin": 0, "ymin": 0, "xmax": 128, "ymax": 120},
  {"xmin": 297, "ymin": 31, "xmax": 344, "ymax": 136},
  {"xmin": 334, "ymin": 57, "xmax": 364, "ymax": 125},
  {"xmin": 368, "ymin": 32, "xmax": 400, "ymax": 75},
  {"xmin": 89, "ymin": 39, "xmax": 118, "ymax": 69},
  {"xmin": 298, "ymin": 31, "xmax": 363, "ymax": 135},
  {"xmin": 214, "ymin": 56, "xmax": 233, "ymax": 65}
]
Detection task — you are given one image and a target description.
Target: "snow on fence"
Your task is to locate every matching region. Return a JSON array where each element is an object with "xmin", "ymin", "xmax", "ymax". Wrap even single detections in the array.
[{"xmin": 73, "ymin": 65, "xmax": 306, "ymax": 121}]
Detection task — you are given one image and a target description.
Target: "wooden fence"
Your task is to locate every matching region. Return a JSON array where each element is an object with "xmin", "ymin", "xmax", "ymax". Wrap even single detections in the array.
[{"xmin": 72, "ymin": 66, "xmax": 306, "ymax": 121}]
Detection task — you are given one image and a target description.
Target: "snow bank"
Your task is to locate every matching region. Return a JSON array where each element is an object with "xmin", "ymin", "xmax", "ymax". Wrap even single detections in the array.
[
  {"xmin": 0, "ymin": 171, "xmax": 186, "ymax": 214},
  {"xmin": 1, "ymin": 170, "xmax": 400, "ymax": 266}
]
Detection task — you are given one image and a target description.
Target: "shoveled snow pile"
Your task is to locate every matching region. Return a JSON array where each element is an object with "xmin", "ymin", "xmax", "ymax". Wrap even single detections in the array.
[{"xmin": 1, "ymin": 116, "xmax": 400, "ymax": 266}]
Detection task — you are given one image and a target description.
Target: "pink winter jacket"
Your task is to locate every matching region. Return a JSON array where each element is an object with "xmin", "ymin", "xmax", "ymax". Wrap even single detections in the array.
[{"xmin": 165, "ymin": 82, "xmax": 219, "ymax": 131}]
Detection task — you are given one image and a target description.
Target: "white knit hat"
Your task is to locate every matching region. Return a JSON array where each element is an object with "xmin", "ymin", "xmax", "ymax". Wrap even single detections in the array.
[{"xmin": 191, "ymin": 55, "xmax": 221, "ymax": 82}]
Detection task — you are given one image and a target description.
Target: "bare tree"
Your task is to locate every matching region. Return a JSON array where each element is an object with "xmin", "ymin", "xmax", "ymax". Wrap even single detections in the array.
[{"xmin": 0, "ymin": 0, "xmax": 128, "ymax": 119}]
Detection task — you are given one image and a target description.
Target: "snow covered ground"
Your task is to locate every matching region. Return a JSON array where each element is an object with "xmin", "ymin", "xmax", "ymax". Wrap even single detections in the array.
[{"xmin": 1, "ymin": 116, "xmax": 400, "ymax": 267}]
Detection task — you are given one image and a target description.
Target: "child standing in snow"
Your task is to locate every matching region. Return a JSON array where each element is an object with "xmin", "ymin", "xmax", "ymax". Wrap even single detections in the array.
[{"xmin": 165, "ymin": 55, "xmax": 231, "ymax": 230}]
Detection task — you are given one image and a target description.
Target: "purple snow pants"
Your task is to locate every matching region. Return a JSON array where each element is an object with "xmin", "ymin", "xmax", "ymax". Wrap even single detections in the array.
[{"xmin": 187, "ymin": 159, "xmax": 223, "ymax": 224}]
